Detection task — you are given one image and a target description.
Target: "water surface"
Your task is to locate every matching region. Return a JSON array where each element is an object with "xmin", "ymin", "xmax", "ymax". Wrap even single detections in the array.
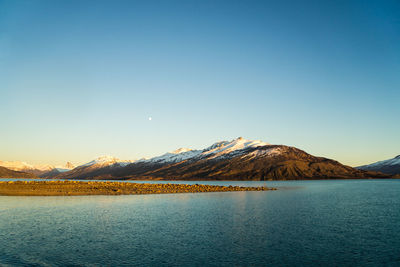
[{"xmin": 0, "ymin": 179, "xmax": 399, "ymax": 266}]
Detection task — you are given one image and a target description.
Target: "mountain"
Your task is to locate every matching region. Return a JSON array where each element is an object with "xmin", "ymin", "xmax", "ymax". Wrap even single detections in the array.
[
  {"xmin": 0, "ymin": 160, "xmax": 53, "ymax": 176},
  {"xmin": 55, "ymin": 137, "xmax": 392, "ymax": 180},
  {"xmin": 39, "ymin": 162, "xmax": 76, "ymax": 178},
  {"xmin": 136, "ymin": 138, "xmax": 269, "ymax": 164},
  {"xmin": 65, "ymin": 162, "xmax": 75, "ymax": 169},
  {"xmin": 0, "ymin": 166, "xmax": 37, "ymax": 178},
  {"xmin": 54, "ymin": 156, "xmax": 133, "ymax": 179},
  {"xmin": 357, "ymin": 155, "xmax": 400, "ymax": 175},
  {"xmin": 77, "ymin": 155, "xmax": 132, "ymax": 168},
  {"xmin": 40, "ymin": 168, "xmax": 64, "ymax": 178}
]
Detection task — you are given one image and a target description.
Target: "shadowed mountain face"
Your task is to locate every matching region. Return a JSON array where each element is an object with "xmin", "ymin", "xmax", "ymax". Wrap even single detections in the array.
[
  {"xmin": 357, "ymin": 155, "xmax": 400, "ymax": 175},
  {"xmin": 39, "ymin": 169, "xmax": 62, "ymax": 178},
  {"xmin": 0, "ymin": 166, "xmax": 37, "ymax": 178},
  {"xmin": 53, "ymin": 156, "xmax": 132, "ymax": 180},
  {"xmin": 110, "ymin": 145, "xmax": 390, "ymax": 180},
  {"xmin": 54, "ymin": 138, "xmax": 392, "ymax": 180}
]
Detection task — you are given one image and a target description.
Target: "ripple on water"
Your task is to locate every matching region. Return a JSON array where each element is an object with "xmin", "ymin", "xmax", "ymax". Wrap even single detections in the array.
[{"xmin": 0, "ymin": 179, "xmax": 399, "ymax": 266}]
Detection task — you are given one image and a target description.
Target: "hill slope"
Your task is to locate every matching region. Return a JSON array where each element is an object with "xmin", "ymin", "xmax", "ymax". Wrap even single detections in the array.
[
  {"xmin": 0, "ymin": 160, "xmax": 53, "ymax": 175},
  {"xmin": 55, "ymin": 138, "xmax": 391, "ymax": 180},
  {"xmin": 54, "ymin": 156, "xmax": 132, "ymax": 180},
  {"xmin": 0, "ymin": 166, "xmax": 37, "ymax": 178},
  {"xmin": 357, "ymin": 155, "xmax": 400, "ymax": 175}
]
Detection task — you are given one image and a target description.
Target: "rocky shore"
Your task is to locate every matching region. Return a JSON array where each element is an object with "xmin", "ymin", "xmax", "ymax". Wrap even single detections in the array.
[{"xmin": 0, "ymin": 181, "xmax": 275, "ymax": 196}]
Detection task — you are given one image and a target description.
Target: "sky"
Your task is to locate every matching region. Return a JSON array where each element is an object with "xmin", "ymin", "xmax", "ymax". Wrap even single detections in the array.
[{"xmin": 0, "ymin": 0, "xmax": 399, "ymax": 167}]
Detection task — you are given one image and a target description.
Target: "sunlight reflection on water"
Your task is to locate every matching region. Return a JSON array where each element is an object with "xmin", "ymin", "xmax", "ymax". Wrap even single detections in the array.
[{"xmin": 0, "ymin": 179, "xmax": 399, "ymax": 266}]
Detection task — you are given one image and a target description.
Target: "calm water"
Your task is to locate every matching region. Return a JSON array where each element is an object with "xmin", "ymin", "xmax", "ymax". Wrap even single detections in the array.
[{"xmin": 0, "ymin": 179, "xmax": 399, "ymax": 266}]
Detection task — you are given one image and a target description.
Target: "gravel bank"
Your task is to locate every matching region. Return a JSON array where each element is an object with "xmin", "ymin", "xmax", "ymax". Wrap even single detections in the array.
[{"xmin": 0, "ymin": 181, "xmax": 276, "ymax": 196}]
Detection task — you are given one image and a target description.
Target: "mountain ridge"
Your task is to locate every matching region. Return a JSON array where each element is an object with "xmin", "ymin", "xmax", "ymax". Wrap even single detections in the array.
[
  {"xmin": 2, "ymin": 138, "xmax": 395, "ymax": 180},
  {"xmin": 53, "ymin": 138, "xmax": 393, "ymax": 180},
  {"xmin": 0, "ymin": 160, "xmax": 53, "ymax": 175},
  {"xmin": 0, "ymin": 166, "xmax": 37, "ymax": 178},
  {"xmin": 357, "ymin": 155, "xmax": 400, "ymax": 175},
  {"xmin": 0, "ymin": 160, "xmax": 75, "ymax": 176}
]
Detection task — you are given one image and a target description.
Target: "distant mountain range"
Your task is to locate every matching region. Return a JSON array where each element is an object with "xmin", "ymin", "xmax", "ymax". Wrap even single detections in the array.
[
  {"xmin": 0, "ymin": 138, "xmax": 397, "ymax": 180},
  {"xmin": 0, "ymin": 166, "xmax": 37, "ymax": 178},
  {"xmin": 0, "ymin": 161, "xmax": 75, "ymax": 177},
  {"xmin": 357, "ymin": 155, "xmax": 400, "ymax": 175},
  {"xmin": 53, "ymin": 137, "xmax": 393, "ymax": 180}
]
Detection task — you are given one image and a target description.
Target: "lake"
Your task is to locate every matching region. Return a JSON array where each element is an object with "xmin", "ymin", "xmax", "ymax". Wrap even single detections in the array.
[{"xmin": 0, "ymin": 179, "xmax": 399, "ymax": 266}]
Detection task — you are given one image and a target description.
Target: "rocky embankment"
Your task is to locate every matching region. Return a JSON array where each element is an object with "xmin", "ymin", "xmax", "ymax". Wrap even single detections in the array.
[{"xmin": 0, "ymin": 181, "xmax": 275, "ymax": 196}]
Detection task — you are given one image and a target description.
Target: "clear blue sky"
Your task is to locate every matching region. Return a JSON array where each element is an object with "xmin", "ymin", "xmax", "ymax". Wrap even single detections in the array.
[{"xmin": 1, "ymin": 0, "xmax": 399, "ymax": 166}]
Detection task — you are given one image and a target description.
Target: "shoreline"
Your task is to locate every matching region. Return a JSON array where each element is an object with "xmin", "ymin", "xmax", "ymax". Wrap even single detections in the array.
[
  {"xmin": 0, "ymin": 181, "xmax": 276, "ymax": 196},
  {"xmin": 2, "ymin": 177, "xmax": 397, "ymax": 182}
]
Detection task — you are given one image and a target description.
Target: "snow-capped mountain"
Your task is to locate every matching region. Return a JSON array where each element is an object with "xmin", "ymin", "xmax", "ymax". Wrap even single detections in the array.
[
  {"xmin": 357, "ymin": 155, "xmax": 400, "ymax": 175},
  {"xmin": 78, "ymin": 155, "xmax": 133, "ymax": 168},
  {"xmin": 52, "ymin": 156, "xmax": 134, "ymax": 179},
  {"xmin": 202, "ymin": 137, "xmax": 269, "ymax": 159},
  {"xmin": 54, "ymin": 162, "xmax": 75, "ymax": 172},
  {"xmin": 140, "ymin": 148, "xmax": 201, "ymax": 164},
  {"xmin": 54, "ymin": 137, "xmax": 392, "ymax": 180},
  {"xmin": 141, "ymin": 137, "xmax": 270, "ymax": 164},
  {"xmin": 0, "ymin": 159, "xmax": 78, "ymax": 178},
  {"xmin": 0, "ymin": 160, "xmax": 54, "ymax": 175},
  {"xmin": 39, "ymin": 162, "xmax": 76, "ymax": 178}
]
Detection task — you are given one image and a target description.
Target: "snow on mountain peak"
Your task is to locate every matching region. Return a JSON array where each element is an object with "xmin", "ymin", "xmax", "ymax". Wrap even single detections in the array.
[
  {"xmin": 203, "ymin": 137, "xmax": 270, "ymax": 159},
  {"xmin": 0, "ymin": 160, "xmax": 54, "ymax": 171},
  {"xmin": 96, "ymin": 155, "xmax": 118, "ymax": 161},
  {"xmin": 0, "ymin": 160, "xmax": 35, "ymax": 171},
  {"xmin": 79, "ymin": 156, "xmax": 133, "ymax": 168},
  {"xmin": 143, "ymin": 149, "xmax": 201, "ymax": 164},
  {"xmin": 1, "ymin": 137, "xmax": 274, "ymax": 174},
  {"xmin": 390, "ymin": 156, "xmax": 400, "ymax": 165},
  {"xmin": 142, "ymin": 137, "xmax": 271, "ymax": 164},
  {"xmin": 360, "ymin": 155, "xmax": 400, "ymax": 169},
  {"xmin": 205, "ymin": 141, "xmax": 230, "ymax": 151},
  {"xmin": 34, "ymin": 164, "xmax": 55, "ymax": 171},
  {"xmin": 171, "ymin": 148, "xmax": 193, "ymax": 154},
  {"xmin": 54, "ymin": 162, "xmax": 76, "ymax": 172}
]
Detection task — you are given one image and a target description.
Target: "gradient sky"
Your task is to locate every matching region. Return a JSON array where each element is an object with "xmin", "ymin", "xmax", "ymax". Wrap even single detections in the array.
[{"xmin": 1, "ymin": 0, "xmax": 399, "ymax": 167}]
